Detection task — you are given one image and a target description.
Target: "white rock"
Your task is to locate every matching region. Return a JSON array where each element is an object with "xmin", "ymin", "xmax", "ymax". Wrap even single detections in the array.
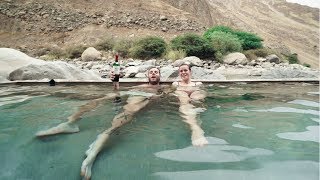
[
  {"xmin": 223, "ymin": 52, "xmax": 248, "ymax": 65},
  {"xmin": 81, "ymin": 47, "xmax": 102, "ymax": 61},
  {"xmin": 0, "ymin": 48, "xmax": 45, "ymax": 82}
]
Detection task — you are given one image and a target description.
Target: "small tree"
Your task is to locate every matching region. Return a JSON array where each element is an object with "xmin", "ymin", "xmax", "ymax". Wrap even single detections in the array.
[
  {"xmin": 129, "ymin": 36, "xmax": 167, "ymax": 59},
  {"xmin": 208, "ymin": 31, "xmax": 242, "ymax": 55},
  {"xmin": 204, "ymin": 25, "xmax": 264, "ymax": 50},
  {"xmin": 288, "ymin": 53, "xmax": 299, "ymax": 64},
  {"xmin": 203, "ymin": 26, "xmax": 234, "ymax": 39},
  {"xmin": 234, "ymin": 31, "xmax": 263, "ymax": 50},
  {"xmin": 170, "ymin": 33, "xmax": 214, "ymax": 59}
]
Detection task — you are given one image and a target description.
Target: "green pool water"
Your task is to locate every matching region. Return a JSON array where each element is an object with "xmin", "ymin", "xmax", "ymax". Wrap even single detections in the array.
[{"xmin": 0, "ymin": 82, "xmax": 319, "ymax": 180}]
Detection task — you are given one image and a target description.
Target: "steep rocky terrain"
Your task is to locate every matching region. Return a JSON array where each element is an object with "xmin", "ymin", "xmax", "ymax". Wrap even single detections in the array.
[{"xmin": 0, "ymin": 0, "xmax": 319, "ymax": 67}]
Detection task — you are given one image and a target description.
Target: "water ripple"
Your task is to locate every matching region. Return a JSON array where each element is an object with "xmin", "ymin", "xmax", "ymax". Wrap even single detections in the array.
[{"xmin": 154, "ymin": 137, "xmax": 273, "ymax": 163}]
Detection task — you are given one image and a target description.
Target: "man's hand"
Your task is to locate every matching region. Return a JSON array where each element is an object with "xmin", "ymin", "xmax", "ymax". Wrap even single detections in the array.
[{"xmin": 109, "ymin": 71, "xmax": 115, "ymax": 81}]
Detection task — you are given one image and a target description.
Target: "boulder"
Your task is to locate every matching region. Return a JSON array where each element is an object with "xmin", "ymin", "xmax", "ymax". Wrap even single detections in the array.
[
  {"xmin": 160, "ymin": 65, "xmax": 178, "ymax": 80},
  {"xmin": 191, "ymin": 66, "xmax": 226, "ymax": 80},
  {"xmin": 261, "ymin": 67, "xmax": 319, "ymax": 79},
  {"xmin": 141, "ymin": 59, "xmax": 156, "ymax": 66},
  {"xmin": 124, "ymin": 66, "xmax": 139, "ymax": 78},
  {"xmin": 223, "ymin": 52, "xmax": 248, "ymax": 65},
  {"xmin": 81, "ymin": 47, "xmax": 102, "ymax": 61},
  {"xmin": 172, "ymin": 59, "xmax": 184, "ymax": 67},
  {"xmin": 182, "ymin": 56, "xmax": 203, "ymax": 66},
  {"xmin": 127, "ymin": 60, "xmax": 142, "ymax": 66},
  {"xmin": 261, "ymin": 62, "xmax": 274, "ymax": 68},
  {"xmin": 172, "ymin": 56, "xmax": 203, "ymax": 67},
  {"xmin": 135, "ymin": 73, "xmax": 147, "ymax": 78},
  {"xmin": 266, "ymin": 54, "xmax": 280, "ymax": 64},
  {"xmin": 0, "ymin": 48, "xmax": 44, "ymax": 82},
  {"xmin": 8, "ymin": 61, "xmax": 102, "ymax": 81},
  {"xmin": 138, "ymin": 65, "xmax": 154, "ymax": 72}
]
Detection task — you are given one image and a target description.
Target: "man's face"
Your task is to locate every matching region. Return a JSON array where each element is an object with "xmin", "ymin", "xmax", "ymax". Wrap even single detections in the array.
[{"xmin": 148, "ymin": 68, "xmax": 160, "ymax": 85}]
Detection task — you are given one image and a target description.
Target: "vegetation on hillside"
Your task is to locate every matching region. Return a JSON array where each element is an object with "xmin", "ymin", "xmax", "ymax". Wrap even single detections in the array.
[
  {"xmin": 129, "ymin": 36, "xmax": 167, "ymax": 59},
  {"xmin": 170, "ymin": 33, "xmax": 215, "ymax": 59},
  {"xmin": 45, "ymin": 25, "xmax": 300, "ymax": 65}
]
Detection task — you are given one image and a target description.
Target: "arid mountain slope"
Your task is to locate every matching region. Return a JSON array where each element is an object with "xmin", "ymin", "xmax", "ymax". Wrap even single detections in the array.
[{"xmin": 0, "ymin": 0, "xmax": 319, "ymax": 67}]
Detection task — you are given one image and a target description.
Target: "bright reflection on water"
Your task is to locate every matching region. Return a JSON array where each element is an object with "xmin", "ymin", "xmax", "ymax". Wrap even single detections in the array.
[{"xmin": 0, "ymin": 82, "xmax": 319, "ymax": 180}]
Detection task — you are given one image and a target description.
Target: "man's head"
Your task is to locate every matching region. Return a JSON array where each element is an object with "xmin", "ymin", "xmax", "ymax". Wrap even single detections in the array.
[{"xmin": 147, "ymin": 67, "xmax": 161, "ymax": 85}]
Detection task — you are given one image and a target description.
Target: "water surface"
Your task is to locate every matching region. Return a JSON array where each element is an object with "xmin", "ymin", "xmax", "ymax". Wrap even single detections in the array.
[{"xmin": 0, "ymin": 82, "xmax": 318, "ymax": 180}]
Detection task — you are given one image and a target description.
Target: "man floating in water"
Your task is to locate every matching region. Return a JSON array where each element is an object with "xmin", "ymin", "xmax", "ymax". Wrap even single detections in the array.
[{"xmin": 36, "ymin": 66, "xmax": 208, "ymax": 180}]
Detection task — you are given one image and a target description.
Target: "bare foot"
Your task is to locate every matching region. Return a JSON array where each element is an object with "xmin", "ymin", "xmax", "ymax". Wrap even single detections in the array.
[
  {"xmin": 35, "ymin": 122, "xmax": 79, "ymax": 137},
  {"xmin": 81, "ymin": 155, "xmax": 94, "ymax": 180},
  {"xmin": 192, "ymin": 136, "xmax": 209, "ymax": 146},
  {"xmin": 81, "ymin": 133, "xmax": 110, "ymax": 180}
]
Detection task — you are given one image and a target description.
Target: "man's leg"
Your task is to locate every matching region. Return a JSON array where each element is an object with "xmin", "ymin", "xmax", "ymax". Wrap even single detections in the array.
[
  {"xmin": 81, "ymin": 96, "xmax": 150, "ymax": 180},
  {"xmin": 36, "ymin": 93, "xmax": 117, "ymax": 137}
]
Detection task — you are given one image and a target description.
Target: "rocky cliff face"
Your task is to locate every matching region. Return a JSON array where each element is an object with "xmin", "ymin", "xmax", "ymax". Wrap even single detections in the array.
[{"xmin": 0, "ymin": 0, "xmax": 319, "ymax": 67}]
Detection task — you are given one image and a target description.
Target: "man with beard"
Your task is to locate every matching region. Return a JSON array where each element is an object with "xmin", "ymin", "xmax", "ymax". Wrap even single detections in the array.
[
  {"xmin": 80, "ymin": 66, "xmax": 168, "ymax": 179},
  {"xmin": 36, "ymin": 67, "xmax": 167, "ymax": 179}
]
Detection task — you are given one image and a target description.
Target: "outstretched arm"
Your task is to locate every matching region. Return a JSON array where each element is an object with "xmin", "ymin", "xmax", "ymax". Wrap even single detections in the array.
[
  {"xmin": 36, "ymin": 93, "xmax": 119, "ymax": 137},
  {"xmin": 81, "ymin": 96, "xmax": 150, "ymax": 180}
]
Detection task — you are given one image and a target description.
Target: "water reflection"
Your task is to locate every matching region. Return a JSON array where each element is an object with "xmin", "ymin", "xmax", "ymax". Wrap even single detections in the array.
[
  {"xmin": 277, "ymin": 126, "xmax": 319, "ymax": 142},
  {"xmin": 154, "ymin": 161, "xmax": 318, "ymax": 180},
  {"xmin": 154, "ymin": 137, "xmax": 273, "ymax": 163},
  {"xmin": 232, "ymin": 124, "xmax": 254, "ymax": 129},
  {"xmin": 288, "ymin": 99, "xmax": 319, "ymax": 107},
  {"xmin": 253, "ymin": 107, "xmax": 319, "ymax": 116}
]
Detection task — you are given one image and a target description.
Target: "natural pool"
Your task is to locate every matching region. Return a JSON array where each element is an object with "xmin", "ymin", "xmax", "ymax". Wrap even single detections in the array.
[{"xmin": 0, "ymin": 82, "xmax": 319, "ymax": 180}]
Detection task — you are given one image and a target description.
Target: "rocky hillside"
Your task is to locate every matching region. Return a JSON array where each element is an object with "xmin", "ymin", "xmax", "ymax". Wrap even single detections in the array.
[{"xmin": 0, "ymin": 0, "xmax": 319, "ymax": 67}]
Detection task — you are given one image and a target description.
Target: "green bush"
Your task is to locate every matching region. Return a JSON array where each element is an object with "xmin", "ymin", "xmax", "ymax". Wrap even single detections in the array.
[
  {"xmin": 165, "ymin": 49, "xmax": 186, "ymax": 60},
  {"xmin": 204, "ymin": 26, "xmax": 263, "ymax": 50},
  {"xmin": 203, "ymin": 26, "xmax": 234, "ymax": 39},
  {"xmin": 234, "ymin": 31, "xmax": 263, "ymax": 50},
  {"xmin": 114, "ymin": 39, "xmax": 134, "ymax": 58},
  {"xmin": 170, "ymin": 33, "xmax": 214, "ymax": 59},
  {"xmin": 66, "ymin": 45, "xmax": 87, "ymax": 59},
  {"xmin": 94, "ymin": 37, "xmax": 115, "ymax": 51},
  {"xmin": 214, "ymin": 51, "xmax": 224, "ymax": 63},
  {"xmin": 287, "ymin": 53, "xmax": 299, "ymax": 64},
  {"xmin": 208, "ymin": 31, "xmax": 242, "ymax": 55},
  {"xmin": 129, "ymin": 36, "xmax": 167, "ymax": 59}
]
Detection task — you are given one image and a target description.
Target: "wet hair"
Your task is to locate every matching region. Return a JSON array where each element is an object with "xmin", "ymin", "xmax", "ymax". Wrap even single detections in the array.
[{"xmin": 179, "ymin": 62, "xmax": 191, "ymax": 70}]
